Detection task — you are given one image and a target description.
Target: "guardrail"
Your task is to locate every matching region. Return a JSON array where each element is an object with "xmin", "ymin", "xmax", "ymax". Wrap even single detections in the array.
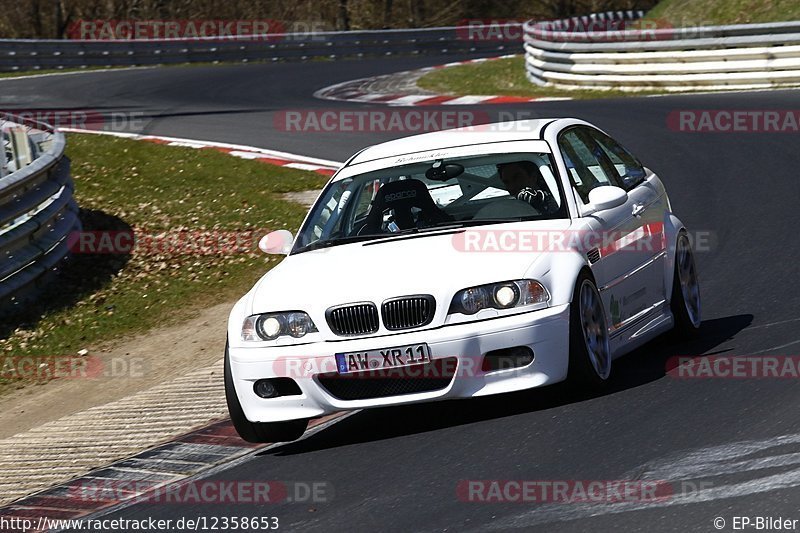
[
  {"xmin": 523, "ymin": 11, "xmax": 800, "ymax": 90},
  {"xmin": 0, "ymin": 114, "xmax": 79, "ymax": 311},
  {"xmin": 0, "ymin": 26, "xmax": 519, "ymax": 72}
]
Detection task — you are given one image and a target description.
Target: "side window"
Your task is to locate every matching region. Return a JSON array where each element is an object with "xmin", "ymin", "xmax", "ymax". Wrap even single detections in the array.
[
  {"xmin": 586, "ymin": 129, "xmax": 646, "ymax": 191},
  {"xmin": 352, "ymin": 179, "xmax": 379, "ymax": 220},
  {"xmin": 558, "ymin": 129, "xmax": 621, "ymax": 203},
  {"xmin": 340, "ymin": 178, "xmax": 381, "ymax": 236},
  {"xmin": 306, "ymin": 180, "xmax": 350, "ymax": 242}
]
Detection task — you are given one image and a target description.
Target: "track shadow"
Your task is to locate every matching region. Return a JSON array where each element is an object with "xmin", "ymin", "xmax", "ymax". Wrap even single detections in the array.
[
  {"xmin": 0, "ymin": 208, "xmax": 132, "ymax": 338},
  {"xmin": 262, "ymin": 313, "xmax": 753, "ymax": 456}
]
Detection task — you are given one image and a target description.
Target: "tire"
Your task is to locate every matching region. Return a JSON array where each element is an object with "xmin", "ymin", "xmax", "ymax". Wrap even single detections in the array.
[
  {"xmin": 568, "ymin": 270, "xmax": 612, "ymax": 386},
  {"xmin": 670, "ymin": 232, "xmax": 701, "ymax": 337},
  {"xmin": 224, "ymin": 343, "xmax": 308, "ymax": 443}
]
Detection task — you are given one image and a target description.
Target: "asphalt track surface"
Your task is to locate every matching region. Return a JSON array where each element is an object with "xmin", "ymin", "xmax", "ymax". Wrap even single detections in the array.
[{"xmin": 4, "ymin": 56, "xmax": 800, "ymax": 531}]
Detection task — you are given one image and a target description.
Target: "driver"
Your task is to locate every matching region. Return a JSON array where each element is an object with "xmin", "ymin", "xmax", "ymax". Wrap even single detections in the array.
[{"xmin": 497, "ymin": 161, "xmax": 559, "ymax": 214}]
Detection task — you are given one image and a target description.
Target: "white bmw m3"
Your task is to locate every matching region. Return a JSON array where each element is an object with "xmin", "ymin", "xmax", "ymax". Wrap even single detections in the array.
[{"xmin": 225, "ymin": 118, "xmax": 701, "ymax": 442}]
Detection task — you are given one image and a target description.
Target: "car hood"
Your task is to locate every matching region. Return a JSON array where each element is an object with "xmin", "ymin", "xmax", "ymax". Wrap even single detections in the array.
[{"xmin": 247, "ymin": 220, "xmax": 572, "ymax": 316}]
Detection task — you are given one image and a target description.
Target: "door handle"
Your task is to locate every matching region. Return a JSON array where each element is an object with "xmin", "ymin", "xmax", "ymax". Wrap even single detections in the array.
[{"xmin": 632, "ymin": 203, "xmax": 646, "ymax": 217}]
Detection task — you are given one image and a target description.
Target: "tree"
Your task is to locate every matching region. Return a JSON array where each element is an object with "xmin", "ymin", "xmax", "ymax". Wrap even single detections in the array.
[{"xmin": 338, "ymin": 0, "xmax": 350, "ymax": 30}]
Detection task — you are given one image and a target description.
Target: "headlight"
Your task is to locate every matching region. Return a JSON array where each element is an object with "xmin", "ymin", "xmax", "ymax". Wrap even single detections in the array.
[
  {"xmin": 241, "ymin": 312, "xmax": 318, "ymax": 341},
  {"xmin": 459, "ymin": 287, "xmax": 491, "ymax": 314},
  {"xmin": 449, "ymin": 280, "xmax": 549, "ymax": 316}
]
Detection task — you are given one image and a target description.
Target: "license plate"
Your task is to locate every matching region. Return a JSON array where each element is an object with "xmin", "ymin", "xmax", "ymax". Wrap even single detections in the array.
[{"xmin": 335, "ymin": 343, "xmax": 431, "ymax": 374}]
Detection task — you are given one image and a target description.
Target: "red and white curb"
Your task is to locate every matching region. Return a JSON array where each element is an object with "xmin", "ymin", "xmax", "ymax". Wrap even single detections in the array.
[
  {"xmin": 59, "ymin": 129, "xmax": 341, "ymax": 177},
  {"xmin": 314, "ymin": 55, "xmax": 571, "ymax": 106}
]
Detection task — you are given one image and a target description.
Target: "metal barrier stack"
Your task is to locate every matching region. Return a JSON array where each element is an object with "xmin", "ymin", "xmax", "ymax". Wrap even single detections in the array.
[
  {"xmin": 0, "ymin": 115, "xmax": 79, "ymax": 311},
  {"xmin": 524, "ymin": 11, "xmax": 800, "ymax": 91}
]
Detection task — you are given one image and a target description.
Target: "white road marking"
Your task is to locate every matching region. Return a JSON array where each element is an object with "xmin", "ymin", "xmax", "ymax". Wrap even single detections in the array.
[
  {"xmin": 387, "ymin": 95, "xmax": 439, "ymax": 105},
  {"xmin": 284, "ymin": 162, "xmax": 330, "ymax": 171},
  {"xmin": 531, "ymin": 96, "xmax": 573, "ymax": 102},
  {"xmin": 440, "ymin": 95, "xmax": 493, "ymax": 105},
  {"xmin": 0, "ymin": 66, "xmax": 156, "ymax": 82},
  {"xmin": 226, "ymin": 150, "xmax": 267, "ymax": 159},
  {"xmin": 750, "ymin": 338, "xmax": 800, "ymax": 354},
  {"xmin": 747, "ymin": 317, "xmax": 800, "ymax": 330},
  {"xmin": 353, "ymin": 93, "xmax": 392, "ymax": 101},
  {"xmin": 488, "ymin": 432, "xmax": 800, "ymax": 529}
]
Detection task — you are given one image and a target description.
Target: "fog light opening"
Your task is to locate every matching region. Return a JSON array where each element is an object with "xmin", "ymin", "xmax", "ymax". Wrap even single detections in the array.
[
  {"xmin": 254, "ymin": 379, "xmax": 278, "ymax": 398},
  {"xmin": 482, "ymin": 346, "xmax": 534, "ymax": 372},
  {"xmin": 253, "ymin": 377, "xmax": 303, "ymax": 399}
]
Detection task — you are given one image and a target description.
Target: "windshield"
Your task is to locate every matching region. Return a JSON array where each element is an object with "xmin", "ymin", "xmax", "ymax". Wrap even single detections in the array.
[{"xmin": 293, "ymin": 152, "xmax": 567, "ymax": 253}]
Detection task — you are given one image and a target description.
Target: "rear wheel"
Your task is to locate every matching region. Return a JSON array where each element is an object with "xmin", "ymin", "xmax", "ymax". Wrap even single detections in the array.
[
  {"xmin": 568, "ymin": 270, "xmax": 612, "ymax": 386},
  {"xmin": 671, "ymin": 232, "xmax": 701, "ymax": 336},
  {"xmin": 224, "ymin": 343, "xmax": 307, "ymax": 443}
]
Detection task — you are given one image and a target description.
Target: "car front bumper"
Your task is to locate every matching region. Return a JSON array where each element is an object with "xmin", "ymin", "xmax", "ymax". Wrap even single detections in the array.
[{"xmin": 228, "ymin": 303, "xmax": 570, "ymax": 423}]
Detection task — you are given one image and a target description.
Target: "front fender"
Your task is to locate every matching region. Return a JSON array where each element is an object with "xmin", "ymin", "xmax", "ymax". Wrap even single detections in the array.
[
  {"xmin": 526, "ymin": 250, "xmax": 591, "ymax": 307},
  {"xmin": 227, "ymin": 291, "xmax": 253, "ymax": 349}
]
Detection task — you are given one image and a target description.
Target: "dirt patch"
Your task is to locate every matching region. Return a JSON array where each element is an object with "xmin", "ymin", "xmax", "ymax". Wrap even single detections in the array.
[{"xmin": 0, "ymin": 301, "xmax": 232, "ymax": 438}]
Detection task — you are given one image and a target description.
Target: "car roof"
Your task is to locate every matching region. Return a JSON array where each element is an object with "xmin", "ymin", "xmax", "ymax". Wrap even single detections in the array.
[{"xmin": 348, "ymin": 119, "xmax": 560, "ymax": 166}]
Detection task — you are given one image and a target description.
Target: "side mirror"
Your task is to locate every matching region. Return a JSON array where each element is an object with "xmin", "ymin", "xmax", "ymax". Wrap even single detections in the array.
[
  {"xmin": 582, "ymin": 186, "xmax": 628, "ymax": 216},
  {"xmin": 258, "ymin": 230, "xmax": 294, "ymax": 255}
]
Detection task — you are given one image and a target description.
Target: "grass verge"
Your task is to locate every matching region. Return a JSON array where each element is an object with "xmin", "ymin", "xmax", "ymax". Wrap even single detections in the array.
[
  {"xmin": 647, "ymin": 0, "xmax": 800, "ymax": 25},
  {"xmin": 0, "ymin": 134, "xmax": 327, "ymax": 390},
  {"xmin": 416, "ymin": 56, "xmax": 656, "ymax": 100}
]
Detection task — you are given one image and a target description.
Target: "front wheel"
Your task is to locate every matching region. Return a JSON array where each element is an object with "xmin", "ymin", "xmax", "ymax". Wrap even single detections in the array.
[
  {"xmin": 224, "ymin": 343, "xmax": 308, "ymax": 443},
  {"xmin": 568, "ymin": 270, "xmax": 612, "ymax": 386},
  {"xmin": 671, "ymin": 232, "xmax": 701, "ymax": 336}
]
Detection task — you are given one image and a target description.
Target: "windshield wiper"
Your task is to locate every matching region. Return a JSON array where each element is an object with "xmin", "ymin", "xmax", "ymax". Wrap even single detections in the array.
[
  {"xmin": 293, "ymin": 234, "xmax": 386, "ymax": 254},
  {"xmin": 295, "ymin": 218, "xmax": 540, "ymax": 253},
  {"xmin": 358, "ymin": 218, "xmax": 542, "ymax": 246},
  {"xmin": 423, "ymin": 217, "xmax": 540, "ymax": 230},
  {"xmin": 381, "ymin": 217, "xmax": 540, "ymax": 236}
]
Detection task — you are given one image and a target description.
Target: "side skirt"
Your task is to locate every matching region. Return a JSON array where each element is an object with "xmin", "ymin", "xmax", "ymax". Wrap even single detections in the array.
[{"xmin": 610, "ymin": 303, "xmax": 674, "ymax": 360}]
